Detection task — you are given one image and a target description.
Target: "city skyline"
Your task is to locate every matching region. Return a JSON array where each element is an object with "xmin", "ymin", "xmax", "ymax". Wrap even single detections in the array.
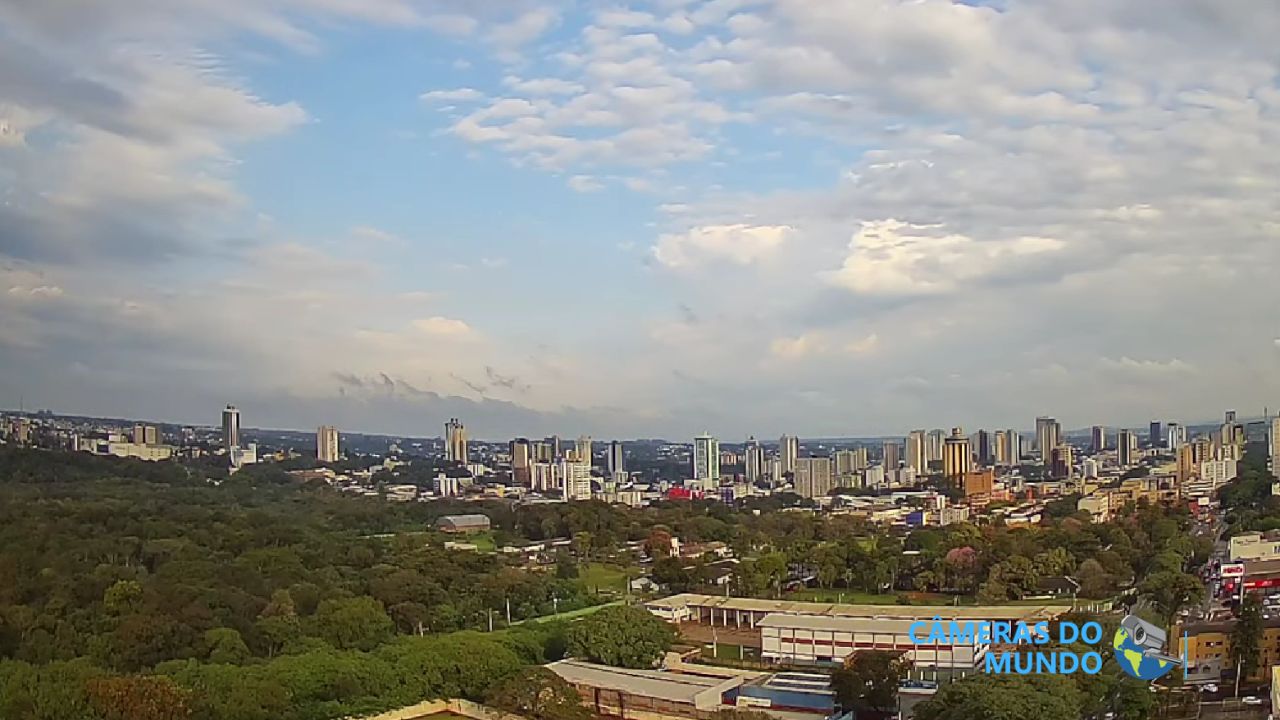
[{"xmin": 3, "ymin": 2, "xmax": 1280, "ymax": 439}]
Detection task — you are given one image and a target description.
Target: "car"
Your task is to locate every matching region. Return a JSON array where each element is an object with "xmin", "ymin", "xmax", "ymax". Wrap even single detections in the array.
[
  {"xmin": 1204, "ymin": 684, "xmax": 1219, "ymax": 693},
  {"xmin": 1242, "ymin": 696, "xmax": 1263, "ymax": 706}
]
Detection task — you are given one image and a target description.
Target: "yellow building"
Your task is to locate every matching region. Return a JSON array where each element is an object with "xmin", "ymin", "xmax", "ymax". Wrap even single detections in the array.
[{"xmin": 1179, "ymin": 618, "xmax": 1280, "ymax": 683}]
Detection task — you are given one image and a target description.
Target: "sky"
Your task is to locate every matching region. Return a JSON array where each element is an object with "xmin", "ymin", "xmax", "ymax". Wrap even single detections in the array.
[{"xmin": 2, "ymin": 0, "xmax": 1279, "ymax": 441}]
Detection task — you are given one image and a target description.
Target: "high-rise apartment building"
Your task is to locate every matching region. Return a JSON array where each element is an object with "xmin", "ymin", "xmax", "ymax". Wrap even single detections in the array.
[
  {"xmin": 1167, "ymin": 423, "xmax": 1187, "ymax": 451},
  {"xmin": 607, "ymin": 441, "xmax": 624, "ymax": 475},
  {"xmin": 906, "ymin": 430, "xmax": 927, "ymax": 473},
  {"xmin": 1001, "ymin": 429, "xmax": 1022, "ymax": 465},
  {"xmin": 1051, "ymin": 445, "xmax": 1073, "ymax": 479},
  {"xmin": 693, "ymin": 434, "xmax": 720, "ymax": 482},
  {"xmin": 794, "ymin": 457, "xmax": 834, "ymax": 498},
  {"xmin": 834, "ymin": 449, "xmax": 857, "ymax": 477},
  {"xmin": 994, "ymin": 431, "xmax": 1009, "ymax": 466},
  {"xmin": 1148, "ymin": 421, "xmax": 1163, "ymax": 449},
  {"xmin": 132, "ymin": 424, "xmax": 159, "ymax": 446},
  {"xmin": 576, "ymin": 436, "xmax": 593, "ymax": 467},
  {"xmin": 744, "ymin": 437, "xmax": 764, "ymax": 483},
  {"xmin": 1117, "ymin": 429, "xmax": 1137, "ymax": 467},
  {"xmin": 943, "ymin": 427, "xmax": 972, "ymax": 479},
  {"xmin": 317, "ymin": 426, "xmax": 340, "ymax": 463},
  {"xmin": 1270, "ymin": 417, "xmax": 1280, "ymax": 474},
  {"xmin": 882, "ymin": 441, "xmax": 902, "ymax": 469},
  {"xmin": 1226, "ymin": 410, "xmax": 1237, "ymax": 424},
  {"xmin": 561, "ymin": 459, "xmax": 593, "ymax": 500},
  {"xmin": 926, "ymin": 430, "xmax": 946, "ymax": 463},
  {"xmin": 1035, "ymin": 417, "xmax": 1060, "ymax": 462},
  {"xmin": 222, "ymin": 405, "xmax": 240, "ymax": 451},
  {"xmin": 445, "ymin": 418, "xmax": 468, "ymax": 463},
  {"xmin": 779, "ymin": 435, "xmax": 799, "ymax": 474},
  {"xmin": 512, "ymin": 438, "xmax": 533, "ymax": 485},
  {"xmin": 1090, "ymin": 425, "xmax": 1106, "ymax": 454}
]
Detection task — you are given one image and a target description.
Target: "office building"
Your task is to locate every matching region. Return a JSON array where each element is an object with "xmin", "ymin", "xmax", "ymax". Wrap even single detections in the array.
[
  {"xmin": 882, "ymin": 441, "xmax": 902, "ymax": 469},
  {"xmin": 1117, "ymin": 429, "xmax": 1136, "ymax": 467},
  {"xmin": 850, "ymin": 446, "xmax": 869, "ymax": 472},
  {"xmin": 1148, "ymin": 421, "xmax": 1162, "ymax": 449},
  {"xmin": 1090, "ymin": 425, "xmax": 1106, "ymax": 454},
  {"xmin": 1167, "ymin": 422, "xmax": 1187, "ymax": 451},
  {"xmin": 926, "ymin": 429, "xmax": 946, "ymax": 464},
  {"xmin": 221, "ymin": 405, "xmax": 240, "ymax": 451},
  {"xmin": 532, "ymin": 462, "xmax": 557, "ymax": 492},
  {"xmin": 444, "ymin": 418, "xmax": 468, "ymax": 463},
  {"xmin": 316, "ymin": 426, "xmax": 340, "ymax": 463},
  {"xmin": 546, "ymin": 435, "xmax": 562, "ymax": 460},
  {"xmin": 1226, "ymin": 410, "xmax": 1237, "ymax": 424},
  {"xmin": 607, "ymin": 440, "xmax": 624, "ymax": 475},
  {"xmin": 1082, "ymin": 458, "xmax": 1099, "ymax": 479},
  {"xmin": 943, "ymin": 427, "xmax": 972, "ymax": 479},
  {"xmin": 532, "ymin": 440, "xmax": 554, "ymax": 463},
  {"xmin": 693, "ymin": 434, "xmax": 720, "ymax": 482},
  {"xmin": 132, "ymin": 424, "xmax": 159, "ymax": 446},
  {"xmin": 794, "ymin": 457, "xmax": 834, "ymax": 498},
  {"xmin": 780, "ymin": 435, "xmax": 799, "ymax": 474},
  {"xmin": 1004, "ymin": 430, "xmax": 1021, "ymax": 464},
  {"xmin": 1035, "ymin": 416, "xmax": 1060, "ymax": 461},
  {"xmin": 906, "ymin": 430, "xmax": 927, "ymax": 472},
  {"xmin": 744, "ymin": 437, "xmax": 764, "ymax": 483},
  {"xmin": 975, "ymin": 430, "xmax": 992, "ymax": 466}
]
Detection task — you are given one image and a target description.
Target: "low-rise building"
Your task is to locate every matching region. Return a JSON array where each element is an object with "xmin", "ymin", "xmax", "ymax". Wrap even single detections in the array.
[
  {"xmin": 435, "ymin": 514, "xmax": 491, "ymax": 534},
  {"xmin": 1229, "ymin": 532, "xmax": 1280, "ymax": 563}
]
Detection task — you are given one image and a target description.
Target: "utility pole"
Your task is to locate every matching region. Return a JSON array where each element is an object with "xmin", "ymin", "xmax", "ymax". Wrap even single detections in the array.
[{"xmin": 506, "ymin": 597, "xmax": 511, "ymax": 625}]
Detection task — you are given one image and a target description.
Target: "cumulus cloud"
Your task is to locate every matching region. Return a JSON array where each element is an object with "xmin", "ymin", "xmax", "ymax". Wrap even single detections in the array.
[
  {"xmin": 652, "ymin": 224, "xmax": 792, "ymax": 268},
  {"xmin": 826, "ymin": 220, "xmax": 1066, "ymax": 297},
  {"xmin": 412, "ymin": 316, "xmax": 474, "ymax": 337}
]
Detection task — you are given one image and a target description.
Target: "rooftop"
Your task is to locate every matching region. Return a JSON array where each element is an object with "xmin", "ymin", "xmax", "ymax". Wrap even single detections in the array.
[
  {"xmin": 645, "ymin": 593, "xmax": 1071, "ymax": 621},
  {"xmin": 545, "ymin": 660, "xmax": 744, "ymax": 708}
]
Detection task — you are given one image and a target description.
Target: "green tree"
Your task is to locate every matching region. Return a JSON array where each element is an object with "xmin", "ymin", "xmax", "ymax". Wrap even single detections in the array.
[
  {"xmin": 1230, "ymin": 592, "xmax": 1264, "ymax": 685},
  {"xmin": 312, "ymin": 597, "xmax": 394, "ymax": 651},
  {"xmin": 565, "ymin": 605, "xmax": 675, "ymax": 668},
  {"xmin": 916, "ymin": 673, "xmax": 1081, "ymax": 720},
  {"xmin": 87, "ymin": 675, "xmax": 193, "ymax": 720},
  {"xmin": 203, "ymin": 628, "xmax": 250, "ymax": 665},
  {"xmin": 486, "ymin": 667, "xmax": 590, "ymax": 720},
  {"xmin": 1138, "ymin": 571, "xmax": 1204, "ymax": 629},
  {"xmin": 830, "ymin": 650, "xmax": 910, "ymax": 718}
]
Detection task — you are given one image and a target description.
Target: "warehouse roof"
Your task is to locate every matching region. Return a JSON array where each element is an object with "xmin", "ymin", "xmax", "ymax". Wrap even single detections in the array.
[{"xmin": 545, "ymin": 660, "xmax": 744, "ymax": 708}]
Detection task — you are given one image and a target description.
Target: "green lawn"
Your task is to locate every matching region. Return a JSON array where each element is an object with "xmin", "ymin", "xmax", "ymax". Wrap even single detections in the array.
[
  {"xmin": 511, "ymin": 600, "xmax": 623, "ymax": 626},
  {"xmin": 578, "ymin": 563, "xmax": 631, "ymax": 593}
]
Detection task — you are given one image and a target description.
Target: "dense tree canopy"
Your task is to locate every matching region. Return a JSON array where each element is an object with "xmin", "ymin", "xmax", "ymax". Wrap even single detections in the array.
[{"xmin": 565, "ymin": 605, "xmax": 675, "ymax": 668}]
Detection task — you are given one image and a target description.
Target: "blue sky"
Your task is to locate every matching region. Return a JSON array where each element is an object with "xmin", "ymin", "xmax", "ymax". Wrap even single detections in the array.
[{"xmin": 2, "ymin": 0, "xmax": 1279, "ymax": 440}]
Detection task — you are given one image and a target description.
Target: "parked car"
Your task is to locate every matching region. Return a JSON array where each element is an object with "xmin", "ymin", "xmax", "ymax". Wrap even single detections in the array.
[{"xmin": 1242, "ymin": 696, "xmax": 1263, "ymax": 706}]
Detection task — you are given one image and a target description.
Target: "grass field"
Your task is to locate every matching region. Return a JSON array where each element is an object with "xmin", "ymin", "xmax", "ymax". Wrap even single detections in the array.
[{"xmin": 578, "ymin": 563, "xmax": 631, "ymax": 593}]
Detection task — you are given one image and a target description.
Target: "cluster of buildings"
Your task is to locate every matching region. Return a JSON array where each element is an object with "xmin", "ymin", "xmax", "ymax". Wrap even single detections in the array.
[{"xmin": 538, "ymin": 593, "xmax": 1076, "ymax": 720}]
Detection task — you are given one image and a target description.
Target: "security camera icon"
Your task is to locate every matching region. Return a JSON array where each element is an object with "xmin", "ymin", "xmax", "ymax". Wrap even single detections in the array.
[{"xmin": 1120, "ymin": 615, "xmax": 1184, "ymax": 665}]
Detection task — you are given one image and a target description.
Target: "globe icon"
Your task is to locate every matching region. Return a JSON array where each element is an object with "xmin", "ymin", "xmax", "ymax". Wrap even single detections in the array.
[{"xmin": 1113, "ymin": 625, "xmax": 1176, "ymax": 681}]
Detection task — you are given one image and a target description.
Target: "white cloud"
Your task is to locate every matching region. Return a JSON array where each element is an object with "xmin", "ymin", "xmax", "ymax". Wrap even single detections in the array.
[
  {"xmin": 413, "ymin": 316, "xmax": 473, "ymax": 337},
  {"xmin": 420, "ymin": 88, "xmax": 485, "ymax": 103},
  {"xmin": 825, "ymin": 220, "xmax": 1065, "ymax": 297},
  {"xmin": 652, "ymin": 224, "xmax": 792, "ymax": 268},
  {"xmin": 567, "ymin": 174, "xmax": 604, "ymax": 192}
]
